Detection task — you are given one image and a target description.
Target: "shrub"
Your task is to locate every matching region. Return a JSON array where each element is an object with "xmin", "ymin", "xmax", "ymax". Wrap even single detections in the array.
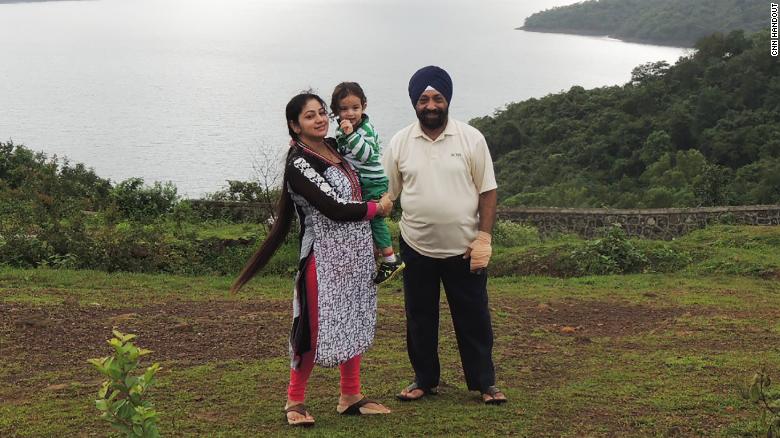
[
  {"xmin": 88, "ymin": 330, "xmax": 162, "ymax": 438},
  {"xmin": 0, "ymin": 141, "xmax": 111, "ymax": 212},
  {"xmin": 634, "ymin": 240, "xmax": 692, "ymax": 273},
  {"xmin": 0, "ymin": 232, "xmax": 53, "ymax": 268},
  {"xmin": 492, "ymin": 220, "xmax": 540, "ymax": 247},
  {"xmin": 491, "ymin": 244, "xmax": 581, "ymax": 277},
  {"xmin": 570, "ymin": 225, "xmax": 648, "ymax": 275},
  {"xmin": 111, "ymin": 178, "xmax": 178, "ymax": 222},
  {"xmin": 206, "ymin": 180, "xmax": 275, "ymax": 203}
]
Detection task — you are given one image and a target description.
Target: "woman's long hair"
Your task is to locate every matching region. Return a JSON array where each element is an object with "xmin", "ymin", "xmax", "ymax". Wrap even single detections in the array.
[{"xmin": 230, "ymin": 92, "xmax": 327, "ymax": 293}]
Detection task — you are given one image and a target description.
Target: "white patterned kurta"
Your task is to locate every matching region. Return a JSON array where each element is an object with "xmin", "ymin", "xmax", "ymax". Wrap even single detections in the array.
[{"xmin": 286, "ymin": 145, "xmax": 377, "ymax": 368}]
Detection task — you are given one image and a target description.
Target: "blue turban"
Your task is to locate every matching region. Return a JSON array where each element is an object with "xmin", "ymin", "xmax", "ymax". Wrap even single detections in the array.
[{"xmin": 408, "ymin": 66, "xmax": 452, "ymax": 106}]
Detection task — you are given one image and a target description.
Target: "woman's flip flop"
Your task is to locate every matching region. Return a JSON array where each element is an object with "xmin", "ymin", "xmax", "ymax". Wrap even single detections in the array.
[
  {"xmin": 336, "ymin": 397, "xmax": 390, "ymax": 415},
  {"xmin": 285, "ymin": 404, "xmax": 315, "ymax": 426}
]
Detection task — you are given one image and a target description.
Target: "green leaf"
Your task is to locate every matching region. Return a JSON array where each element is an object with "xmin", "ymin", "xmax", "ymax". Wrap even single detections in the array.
[
  {"xmin": 125, "ymin": 376, "xmax": 138, "ymax": 388},
  {"xmin": 97, "ymin": 381, "xmax": 110, "ymax": 398},
  {"xmin": 87, "ymin": 357, "xmax": 107, "ymax": 369},
  {"xmin": 107, "ymin": 359, "xmax": 122, "ymax": 380},
  {"xmin": 95, "ymin": 399, "xmax": 108, "ymax": 411},
  {"xmin": 113, "ymin": 399, "xmax": 128, "ymax": 414},
  {"xmin": 143, "ymin": 365, "xmax": 159, "ymax": 384},
  {"xmin": 133, "ymin": 425, "xmax": 143, "ymax": 436},
  {"xmin": 120, "ymin": 342, "xmax": 134, "ymax": 355},
  {"xmin": 112, "ymin": 329, "xmax": 125, "ymax": 340}
]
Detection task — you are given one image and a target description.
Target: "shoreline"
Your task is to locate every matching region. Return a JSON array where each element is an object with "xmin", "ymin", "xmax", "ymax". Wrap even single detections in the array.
[{"xmin": 516, "ymin": 26, "xmax": 693, "ymax": 49}]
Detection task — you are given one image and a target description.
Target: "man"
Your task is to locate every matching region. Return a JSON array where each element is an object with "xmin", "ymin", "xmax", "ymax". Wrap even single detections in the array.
[{"xmin": 382, "ymin": 65, "xmax": 507, "ymax": 404}]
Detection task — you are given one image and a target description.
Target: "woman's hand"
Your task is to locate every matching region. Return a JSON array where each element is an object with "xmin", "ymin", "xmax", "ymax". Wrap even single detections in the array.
[
  {"xmin": 340, "ymin": 119, "xmax": 354, "ymax": 135},
  {"xmin": 378, "ymin": 193, "xmax": 393, "ymax": 217}
]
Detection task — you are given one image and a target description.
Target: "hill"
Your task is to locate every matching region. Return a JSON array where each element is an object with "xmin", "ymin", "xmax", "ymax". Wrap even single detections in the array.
[
  {"xmin": 471, "ymin": 31, "xmax": 780, "ymax": 208},
  {"xmin": 520, "ymin": 0, "xmax": 765, "ymax": 47}
]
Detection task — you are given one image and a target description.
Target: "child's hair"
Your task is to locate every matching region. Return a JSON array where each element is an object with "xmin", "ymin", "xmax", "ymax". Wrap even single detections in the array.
[{"xmin": 330, "ymin": 82, "xmax": 367, "ymax": 116}]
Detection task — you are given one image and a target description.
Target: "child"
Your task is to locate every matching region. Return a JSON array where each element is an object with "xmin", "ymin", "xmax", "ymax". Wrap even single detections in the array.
[{"xmin": 331, "ymin": 82, "xmax": 404, "ymax": 284}]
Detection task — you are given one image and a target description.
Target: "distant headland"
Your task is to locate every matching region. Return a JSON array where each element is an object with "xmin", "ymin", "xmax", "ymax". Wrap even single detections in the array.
[
  {"xmin": 519, "ymin": 0, "xmax": 764, "ymax": 48},
  {"xmin": 0, "ymin": 0, "xmax": 86, "ymax": 4}
]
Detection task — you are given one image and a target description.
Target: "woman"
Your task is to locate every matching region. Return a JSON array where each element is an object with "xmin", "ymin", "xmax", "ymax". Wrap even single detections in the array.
[{"xmin": 231, "ymin": 92, "xmax": 393, "ymax": 426}]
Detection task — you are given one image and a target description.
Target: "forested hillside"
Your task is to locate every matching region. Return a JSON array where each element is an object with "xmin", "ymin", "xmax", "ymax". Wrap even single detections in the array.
[
  {"xmin": 520, "ymin": 0, "xmax": 765, "ymax": 47},
  {"xmin": 521, "ymin": 0, "xmax": 769, "ymax": 47},
  {"xmin": 471, "ymin": 31, "xmax": 780, "ymax": 208}
]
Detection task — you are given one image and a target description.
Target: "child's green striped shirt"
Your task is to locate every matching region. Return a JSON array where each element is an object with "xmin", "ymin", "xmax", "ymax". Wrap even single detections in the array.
[{"xmin": 335, "ymin": 115, "xmax": 386, "ymax": 181}]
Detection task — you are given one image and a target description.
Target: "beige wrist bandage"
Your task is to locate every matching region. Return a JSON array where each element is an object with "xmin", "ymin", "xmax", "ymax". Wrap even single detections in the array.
[{"xmin": 468, "ymin": 231, "xmax": 492, "ymax": 271}]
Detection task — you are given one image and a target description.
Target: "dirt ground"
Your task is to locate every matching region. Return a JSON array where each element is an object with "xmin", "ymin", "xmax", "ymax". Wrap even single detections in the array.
[
  {"xmin": 0, "ymin": 300, "xmax": 291, "ymax": 372},
  {"xmin": 0, "ymin": 296, "xmax": 714, "ymax": 380},
  {"xmin": 3, "ymin": 292, "xmax": 780, "ymax": 436}
]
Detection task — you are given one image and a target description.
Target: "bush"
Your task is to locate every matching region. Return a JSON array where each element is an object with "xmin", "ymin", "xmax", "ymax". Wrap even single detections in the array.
[
  {"xmin": 111, "ymin": 178, "xmax": 178, "ymax": 222},
  {"xmin": 491, "ymin": 243, "xmax": 582, "ymax": 277},
  {"xmin": 0, "ymin": 141, "xmax": 111, "ymax": 212},
  {"xmin": 570, "ymin": 225, "xmax": 648, "ymax": 275},
  {"xmin": 206, "ymin": 180, "xmax": 279, "ymax": 203},
  {"xmin": 634, "ymin": 240, "xmax": 692, "ymax": 273},
  {"xmin": 0, "ymin": 232, "xmax": 53, "ymax": 268},
  {"xmin": 492, "ymin": 220, "xmax": 540, "ymax": 247}
]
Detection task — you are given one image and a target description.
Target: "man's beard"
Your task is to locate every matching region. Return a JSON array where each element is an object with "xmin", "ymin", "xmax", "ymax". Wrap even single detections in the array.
[{"xmin": 416, "ymin": 107, "xmax": 448, "ymax": 130}]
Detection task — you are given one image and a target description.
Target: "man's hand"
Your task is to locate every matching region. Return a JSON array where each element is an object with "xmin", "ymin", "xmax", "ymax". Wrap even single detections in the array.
[
  {"xmin": 377, "ymin": 193, "xmax": 393, "ymax": 217},
  {"xmin": 464, "ymin": 231, "xmax": 492, "ymax": 271},
  {"xmin": 340, "ymin": 119, "xmax": 354, "ymax": 135}
]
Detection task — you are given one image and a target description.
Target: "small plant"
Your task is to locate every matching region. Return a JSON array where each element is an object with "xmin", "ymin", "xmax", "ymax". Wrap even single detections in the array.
[
  {"xmin": 88, "ymin": 330, "xmax": 162, "ymax": 438},
  {"xmin": 741, "ymin": 369, "xmax": 780, "ymax": 437},
  {"xmin": 39, "ymin": 252, "xmax": 79, "ymax": 269}
]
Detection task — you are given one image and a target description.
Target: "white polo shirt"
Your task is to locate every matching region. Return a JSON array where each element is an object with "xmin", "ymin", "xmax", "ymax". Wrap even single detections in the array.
[{"xmin": 382, "ymin": 118, "xmax": 497, "ymax": 258}]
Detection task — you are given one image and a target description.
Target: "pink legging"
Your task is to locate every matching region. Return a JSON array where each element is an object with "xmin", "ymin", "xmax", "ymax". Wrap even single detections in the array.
[{"xmin": 287, "ymin": 254, "xmax": 361, "ymax": 401}]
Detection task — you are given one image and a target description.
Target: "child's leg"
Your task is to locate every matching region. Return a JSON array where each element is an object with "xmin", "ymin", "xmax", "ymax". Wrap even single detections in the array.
[
  {"xmin": 287, "ymin": 255, "xmax": 319, "ymax": 402},
  {"xmin": 362, "ymin": 177, "xmax": 396, "ymax": 261},
  {"xmin": 370, "ymin": 217, "xmax": 395, "ymax": 260}
]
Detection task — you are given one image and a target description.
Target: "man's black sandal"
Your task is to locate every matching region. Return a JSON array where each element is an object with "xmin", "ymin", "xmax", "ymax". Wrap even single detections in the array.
[
  {"xmin": 482, "ymin": 386, "xmax": 507, "ymax": 405},
  {"xmin": 396, "ymin": 382, "xmax": 438, "ymax": 401}
]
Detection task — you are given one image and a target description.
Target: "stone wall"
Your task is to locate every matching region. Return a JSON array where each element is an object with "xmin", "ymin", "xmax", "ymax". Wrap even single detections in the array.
[
  {"xmin": 187, "ymin": 200, "xmax": 273, "ymax": 223},
  {"xmin": 187, "ymin": 200, "xmax": 780, "ymax": 240},
  {"xmin": 498, "ymin": 205, "xmax": 780, "ymax": 239}
]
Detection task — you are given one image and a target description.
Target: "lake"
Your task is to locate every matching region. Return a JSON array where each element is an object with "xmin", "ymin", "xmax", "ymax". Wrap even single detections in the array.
[{"xmin": 0, "ymin": 0, "xmax": 688, "ymax": 197}]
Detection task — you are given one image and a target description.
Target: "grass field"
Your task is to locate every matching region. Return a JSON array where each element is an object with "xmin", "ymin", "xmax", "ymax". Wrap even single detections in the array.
[{"xmin": 2, "ymin": 228, "xmax": 780, "ymax": 437}]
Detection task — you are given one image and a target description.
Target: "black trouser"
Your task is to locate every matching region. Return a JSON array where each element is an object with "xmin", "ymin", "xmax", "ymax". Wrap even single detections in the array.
[{"xmin": 400, "ymin": 237, "xmax": 496, "ymax": 392}]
